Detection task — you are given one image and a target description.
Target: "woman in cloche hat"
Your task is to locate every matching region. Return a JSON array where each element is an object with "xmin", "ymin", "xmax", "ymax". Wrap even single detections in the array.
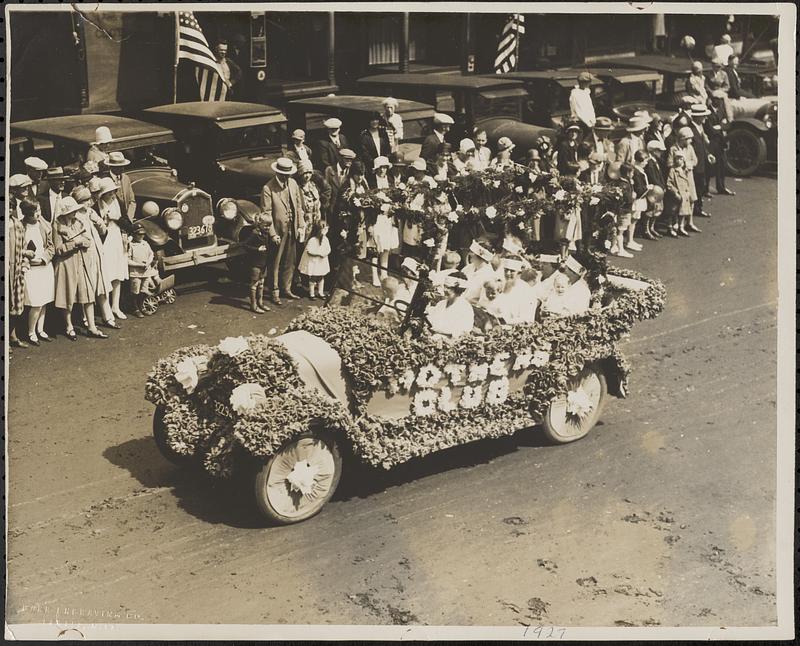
[
  {"xmin": 53, "ymin": 197, "xmax": 108, "ymax": 340},
  {"xmin": 490, "ymin": 136, "xmax": 516, "ymax": 170},
  {"xmin": 96, "ymin": 176, "xmax": 130, "ymax": 321}
]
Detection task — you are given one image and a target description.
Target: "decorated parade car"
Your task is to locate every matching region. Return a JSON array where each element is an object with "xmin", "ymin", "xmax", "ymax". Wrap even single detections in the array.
[
  {"xmin": 10, "ymin": 114, "xmax": 244, "ymax": 272},
  {"xmin": 147, "ymin": 243, "xmax": 665, "ymax": 524},
  {"xmin": 356, "ymin": 73, "xmax": 557, "ymax": 160}
]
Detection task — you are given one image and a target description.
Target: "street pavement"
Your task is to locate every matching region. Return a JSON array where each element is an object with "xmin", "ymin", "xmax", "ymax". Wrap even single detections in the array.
[{"xmin": 6, "ymin": 175, "xmax": 780, "ymax": 629}]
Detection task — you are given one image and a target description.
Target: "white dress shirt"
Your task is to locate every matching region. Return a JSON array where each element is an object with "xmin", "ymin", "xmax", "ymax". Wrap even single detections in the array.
[{"xmin": 569, "ymin": 86, "xmax": 596, "ymax": 128}]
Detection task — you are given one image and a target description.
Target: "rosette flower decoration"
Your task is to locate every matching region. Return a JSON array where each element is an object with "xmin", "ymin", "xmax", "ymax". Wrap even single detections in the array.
[
  {"xmin": 566, "ymin": 388, "xmax": 594, "ymax": 419},
  {"xmin": 174, "ymin": 358, "xmax": 199, "ymax": 394},
  {"xmin": 218, "ymin": 336, "xmax": 250, "ymax": 357},
  {"xmin": 460, "ymin": 385, "xmax": 483, "ymax": 409},
  {"xmin": 554, "ymin": 189, "xmax": 567, "ymax": 201},
  {"xmin": 485, "ymin": 206, "xmax": 497, "ymax": 220},
  {"xmin": 486, "ymin": 377, "xmax": 510, "ymax": 405},
  {"xmin": 489, "ymin": 352, "xmax": 511, "ymax": 377},
  {"xmin": 230, "ymin": 383, "xmax": 268, "ymax": 415},
  {"xmin": 416, "ymin": 364, "xmax": 443, "ymax": 389},
  {"xmin": 413, "ymin": 389, "xmax": 439, "ymax": 417}
]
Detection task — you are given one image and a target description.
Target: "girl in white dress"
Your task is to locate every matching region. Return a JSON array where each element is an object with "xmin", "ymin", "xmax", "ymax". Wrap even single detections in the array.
[
  {"xmin": 371, "ymin": 156, "xmax": 400, "ymax": 283},
  {"xmin": 96, "ymin": 177, "xmax": 130, "ymax": 319},
  {"xmin": 298, "ymin": 221, "xmax": 332, "ymax": 300},
  {"xmin": 20, "ymin": 199, "xmax": 55, "ymax": 344}
]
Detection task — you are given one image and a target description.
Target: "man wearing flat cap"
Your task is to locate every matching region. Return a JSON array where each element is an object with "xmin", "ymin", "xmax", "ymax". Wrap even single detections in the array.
[
  {"xmin": 569, "ymin": 72, "xmax": 596, "ymax": 133},
  {"xmin": 420, "ymin": 113, "xmax": 454, "ymax": 163},
  {"xmin": 24, "ymin": 157, "xmax": 49, "ymax": 199},
  {"xmin": 286, "ymin": 129, "xmax": 313, "ymax": 166},
  {"xmin": 314, "ymin": 117, "xmax": 351, "ymax": 172},
  {"xmin": 9, "ymin": 174, "xmax": 33, "ymax": 220},
  {"xmin": 323, "ymin": 147, "xmax": 356, "ymax": 222}
]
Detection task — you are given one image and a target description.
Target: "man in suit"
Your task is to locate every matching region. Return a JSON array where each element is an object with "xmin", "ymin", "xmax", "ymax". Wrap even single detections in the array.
[
  {"xmin": 261, "ymin": 157, "xmax": 306, "ymax": 304},
  {"xmin": 590, "ymin": 117, "xmax": 616, "ymax": 166},
  {"xmin": 214, "ymin": 39, "xmax": 242, "ymax": 96},
  {"xmin": 687, "ymin": 103, "xmax": 712, "ymax": 217},
  {"xmin": 359, "ymin": 111, "xmax": 391, "ymax": 179},
  {"xmin": 9, "ymin": 174, "xmax": 33, "ymax": 220},
  {"xmin": 102, "ymin": 151, "xmax": 137, "ymax": 224},
  {"xmin": 706, "ymin": 91, "xmax": 735, "ymax": 196},
  {"xmin": 314, "ymin": 118, "xmax": 351, "ymax": 172},
  {"xmin": 24, "ymin": 157, "xmax": 49, "ymax": 199},
  {"xmin": 38, "ymin": 167, "xmax": 67, "ymax": 224},
  {"xmin": 286, "ymin": 129, "xmax": 313, "ymax": 165},
  {"xmin": 577, "ymin": 151, "xmax": 606, "ymax": 250},
  {"xmin": 617, "ymin": 115, "xmax": 650, "ymax": 167},
  {"xmin": 725, "ymin": 55, "xmax": 751, "ymax": 99},
  {"xmin": 323, "ymin": 148, "xmax": 356, "ymax": 220},
  {"xmin": 420, "ymin": 113, "xmax": 454, "ymax": 162}
]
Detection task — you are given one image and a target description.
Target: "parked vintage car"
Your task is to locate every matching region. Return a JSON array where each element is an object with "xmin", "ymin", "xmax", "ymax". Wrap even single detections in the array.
[
  {"xmin": 356, "ymin": 73, "xmax": 557, "ymax": 160},
  {"xmin": 147, "ymin": 255, "xmax": 665, "ymax": 524},
  {"xmin": 10, "ymin": 114, "xmax": 243, "ymax": 271},
  {"xmin": 602, "ymin": 55, "xmax": 777, "ymax": 176},
  {"xmin": 286, "ymin": 94, "xmax": 436, "ymax": 163}
]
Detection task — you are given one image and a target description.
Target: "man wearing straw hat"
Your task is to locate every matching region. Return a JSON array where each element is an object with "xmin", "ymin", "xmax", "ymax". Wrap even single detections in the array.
[
  {"xmin": 38, "ymin": 167, "xmax": 67, "ymax": 224},
  {"xmin": 261, "ymin": 157, "xmax": 306, "ymax": 305},
  {"xmin": 102, "ymin": 151, "xmax": 137, "ymax": 222},
  {"xmin": 616, "ymin": 115, "xmax": 649, "ymax": 167},
  {"xmin": 590, "ymin": 117, "xmax": 616, "ymax": 165}
]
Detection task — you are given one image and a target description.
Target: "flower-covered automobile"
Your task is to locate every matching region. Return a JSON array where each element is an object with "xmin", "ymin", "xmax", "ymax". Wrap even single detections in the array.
[{"xmin": 147, "ymin": 246, "xmax": 665, "ymax": 524}]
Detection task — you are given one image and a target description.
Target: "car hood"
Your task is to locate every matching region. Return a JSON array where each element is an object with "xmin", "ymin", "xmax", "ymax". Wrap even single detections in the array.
[
  {"xmin": 480, "ymin": 118, "xmax": 558, "ymax": 158},
  {"xmin": 218, "ymin": 154, "xmax": 278, "ymax": 184},
  {"xmin": 127, "ymin": 167, "xmax": 192, "ymax": 202}
]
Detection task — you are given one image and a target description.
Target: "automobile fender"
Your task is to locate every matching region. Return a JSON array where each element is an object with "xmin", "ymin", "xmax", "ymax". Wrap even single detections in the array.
[
  {"xmin": 728, "ymin": 117, "xmax": 769, "ymax": 134},
  {"xmin": 479, "ymin": 118, "xmax": 558, "ymax": 160},
  {"xmin": 135, "ymin": 217, "xmax": 170, "ymax": 247},
  {"xmin": 221, "ymin": 198, "xmax": 262, "ymax": 243}
]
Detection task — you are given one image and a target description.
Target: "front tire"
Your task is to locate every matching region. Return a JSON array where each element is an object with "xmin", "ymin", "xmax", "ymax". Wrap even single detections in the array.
[
  {"xmin": 726, "ymin": 127, "xmax": 767, "ymax": 177},
  {"xmin": 254, "ymin": 430, "xmax": 343, "ymax": 525},
  {"xmin": 542, "ymin": 364, "xmax": 607, "ymax": 444}
]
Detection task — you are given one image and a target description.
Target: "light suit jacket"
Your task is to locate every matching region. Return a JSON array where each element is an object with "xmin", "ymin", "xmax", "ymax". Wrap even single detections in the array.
[{"xmin": 260, "ymin": 176, "xmax": 306, "ymax": 241}]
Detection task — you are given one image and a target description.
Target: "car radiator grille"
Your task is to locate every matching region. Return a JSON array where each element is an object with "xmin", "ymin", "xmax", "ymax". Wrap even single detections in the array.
[{"xmin": 177, "ymin": 192, "xmax": 216, "ymax": 250}]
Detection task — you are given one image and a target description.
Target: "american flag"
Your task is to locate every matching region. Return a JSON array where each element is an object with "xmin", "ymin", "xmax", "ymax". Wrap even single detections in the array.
[
  {"xmin": 176, "ymin": 11, "xmax": 229, "ymax": 101},
  {"xmin": 494, "ymin": 14, "xmax": 525, "ymax": 74}
]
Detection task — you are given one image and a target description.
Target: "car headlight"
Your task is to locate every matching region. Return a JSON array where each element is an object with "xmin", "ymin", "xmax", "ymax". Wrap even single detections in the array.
[
  {"xmin": 163, "ymin": 207, "xmax": 183, "ymax": 231},
  {"xmin": 216, "ymin": 198, "xmax": 238, "ymax": 220},
  {"xmin": 762, "ymin": 113, "xmax": 774, "ymax": 128}
]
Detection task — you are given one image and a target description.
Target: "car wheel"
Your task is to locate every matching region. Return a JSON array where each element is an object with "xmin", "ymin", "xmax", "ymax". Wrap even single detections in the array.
[
  {"xmin": 541, "ymin": 364, "xmax": 607, "ymax": 444},
  {"xmin": 726, "ymin": 127, "xmax": 767, "ymax": 177},
  {"xmin": 141, "ymin": 295, "xmax": 159, "ymax": 315},
  {"xmin": 153, "ymin": 405, "xmax": 195, "ymax": 466},
  {"xmin": 161, "ymin": 288, "xmax": 177, "ymax": 305},
  {"xmin": 254, "ymin": 430, "xmax": 343, "ymax": 525}
]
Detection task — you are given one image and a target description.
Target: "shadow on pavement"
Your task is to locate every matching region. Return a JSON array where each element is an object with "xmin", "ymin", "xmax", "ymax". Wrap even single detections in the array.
[{"xmin": 335, "ymin": 427, "xmax": 550, "ymax": 503}]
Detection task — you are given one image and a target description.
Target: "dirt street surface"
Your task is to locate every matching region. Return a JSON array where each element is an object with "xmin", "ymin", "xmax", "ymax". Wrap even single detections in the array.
[{"xmin": 7, "ymin": 175, "xmax": 778, "ymax": 629}]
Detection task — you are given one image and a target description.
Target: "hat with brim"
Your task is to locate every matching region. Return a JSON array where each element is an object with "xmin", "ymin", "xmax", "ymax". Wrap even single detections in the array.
[
  {"xmin": 94, "ymin": 126, "xmax": 113, "ymax": 145},
  {"xmin": 339, "ymin": 148, "xmax": 356, "ymax": 160},
  {"xmin": 459, "ymin": 138, "xmax": 476, "ymax": 154},
  {"xmin": 271, "ymin": 157, "xmax": 298, "ymax": 175},
  {"xmin": 97, "ymin": 176, "xmax": 119, "ymax": 196},
  {"xmin": 71, "ymin": 186, "xmax": 92, "ymax": 203},
  {"xmin": 565, "ymin": 123, "xmax": 582, "ymax": 134},
  {"xmin": 537, "ymin": 253, "xmax": 561, "ymax": 264},
  {"xmin": 443, "ymin": 272, "xmax": 468, "ymax": 291},
  {"xmin": 564, "ymin": 256, "xmax": 585, "ymax": 275},
  {"xmin": 433, "ymin": 113, "xmax": 455, "ymax": 126},
  {"xmin": 46, "ymin": 167, "xmax": 66, "ymax": 181},
  {"xmin": 410, "ymin": 158, "xmax": 427, "ymax": 172},
  {"xmin": 373, "ymin": 155, "xmax": 392, "ymax": 171},
  {"xmin": 577, "ymin": 72, "xmax": 593, "ymax": 84},
  {"xmin": 526, "ymin": 148, "xmax": 541, "ymax": 161},
  {"xmin": 291, "ymin": 129, "xmax": 306, "ymax": 141},
  {"xmin": 323, "ymin": 118, "xmax": 342, "ymax": 129},
  {"xmin": 626, "ymin": 117, "xmax": 648, "ymax": 132},
  {"xmin": 633, "ymin": 110, "xmax": 653, "ymax": 124},
  {"xmin": 593, "ymin": 116, "xmax": 614, "ymax": 130},
  {"xmin": 588, "ymin": 151, "xmax": 606, "ymax": 163},
  {"xmin": 710, "ymin": 89, "xmax": 728, "ymax": 99},
  {"xmin": 24, "ymin": 156, "xmax": 48, "ymax": 171},
  {"xmin": 298, "ymin": 159, "xmax": 314, "ymax": 174},
  {"xmin": 678, "ymin": 126, "xmax": 695, "ymax": 139},
  {"xmin": 690, "ymin": 104, "xmax": 711, "ymax": 117},
  {"xmin": 58, "ymin": 196, "xmax": 83, "ymax": 216},
  {"xmin": 469, "ymin": 240, "xmax": 494, "ymax": 263},
  {"xmin": 680, "ymin": 95, "xmax": 698, "ymax": 108},
  {"xmin": 497, "ymin": 137, "xmax": 515, "ymax": 152},
  {"xmin": 400, "ymin": 257, "xmax": 419, "ymax": 276},
  {"xmin": 646, "ymin": 140, "xmax": 666, "ymax": 152},
  {"xmin": 104, "ymin": 151, "xmax": 131, "ymax": 167},
  {"xmin": 9, "ymin": 173, "xmax": 33, "ymax": 189}
]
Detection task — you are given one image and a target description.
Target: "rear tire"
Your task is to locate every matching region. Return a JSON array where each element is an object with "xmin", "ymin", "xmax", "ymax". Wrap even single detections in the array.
[
  {"xmin": 542, "ymin": 364, "xmax": 607, "ymax": 444},
  {"xmin": 726, "ymin": 127, "xmax": 767, "ymax": 177},
  {"xmin": 254, "ymin": 430, "xmax": 343, "ymax": 525},
  {"xmin": 153, "ymin": 405, "xmax": 195, "ymax": 466}
]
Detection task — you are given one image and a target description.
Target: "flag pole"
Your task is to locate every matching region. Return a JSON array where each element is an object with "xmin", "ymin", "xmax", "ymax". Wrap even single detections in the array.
[
  {"xmin": 173, "ymin": 12, "xmax": 179, "ymax": 103},
  {"xmin": 514, "ymin": 14, "xmax": 521, "ymax": 72}
]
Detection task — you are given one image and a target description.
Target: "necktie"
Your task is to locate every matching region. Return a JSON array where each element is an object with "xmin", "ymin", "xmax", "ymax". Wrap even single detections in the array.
[{"xmin": 53, "ymin": 194, "xmax": 62, "ymax": 219}]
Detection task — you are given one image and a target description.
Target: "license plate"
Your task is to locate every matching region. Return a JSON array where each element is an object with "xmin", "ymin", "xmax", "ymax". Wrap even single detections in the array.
[
  {"xmin": 187, "ymin": 223, "xmax": 213, "ymax": 239},
  {"xmin": 213, "ymin": 400, "xmax": 232, "ymax": 419}
]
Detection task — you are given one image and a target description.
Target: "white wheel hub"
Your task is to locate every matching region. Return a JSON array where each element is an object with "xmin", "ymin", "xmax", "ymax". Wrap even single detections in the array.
[
  {"xmin": 547, "ymin": 370, "xmax": 603, "ymax": 439},
  {"xmin": 566, "ymin": 386, "xmax": 595, "ymax": 420},
  {"xmin": 265, "ymin": 437, "xmax": 337, "ymax": 518}
]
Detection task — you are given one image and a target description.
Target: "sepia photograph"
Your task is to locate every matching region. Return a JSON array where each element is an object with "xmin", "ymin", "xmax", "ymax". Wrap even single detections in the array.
[{"xmin": 4, "ymin": 1, "xmax": 795, "ymax": 640}]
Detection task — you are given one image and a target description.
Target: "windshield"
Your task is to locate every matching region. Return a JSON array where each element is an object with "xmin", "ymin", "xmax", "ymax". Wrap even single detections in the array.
[
  {"xmin": 403, "ymin": 117, "xmax": 432, "ymax": 142},
  {"xmin": 215, "ymin": 123, "xmax": 286, "ymax": 158},
  {"xmin": 473, "ymin": 94, "xmax": 522, "ymax": 121},
  {"xmin": 327, "ymin": 256, "xmax": 420, "ymax": 324},
  {"xmin": 608, "ymin": 81, "xmax": 655, "ymax": 105}
]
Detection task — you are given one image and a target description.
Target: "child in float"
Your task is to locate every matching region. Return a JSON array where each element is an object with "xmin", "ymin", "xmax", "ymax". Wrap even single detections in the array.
[
  {"xmin": 240, "ymin": 213, "xmax": 277, "ymax": 314},
  {"xmin": 376, "ymin": 275, "xmax": 411, "ymax": 322},
  {"xmin": 477, "ymin": 275, "xmax": 507, "ymax": 325},
  {"xmin": 493, "ymin": 256, "xmax": 538, "ymax": 325},
  {"xmin": 430, "ymin": 251, "xmax": 462, "ymax": 295},
  {"xmin": 666, "ymin": 150, "xmax": 694, "ymax": 237},
  {"xmin": 462, "ymin": 240, "xmax": 497, "ymax": 303},
  {"xmin": 541, "ymin": 272, "xmax": 572, "ymax": 316},
  {"xmin": 127, "ymin": 223, "xmax": 162, "ymax": 318},
  {"xmin": 298, "ymin": 220, "xmax": 332, "ymax": 300}
]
